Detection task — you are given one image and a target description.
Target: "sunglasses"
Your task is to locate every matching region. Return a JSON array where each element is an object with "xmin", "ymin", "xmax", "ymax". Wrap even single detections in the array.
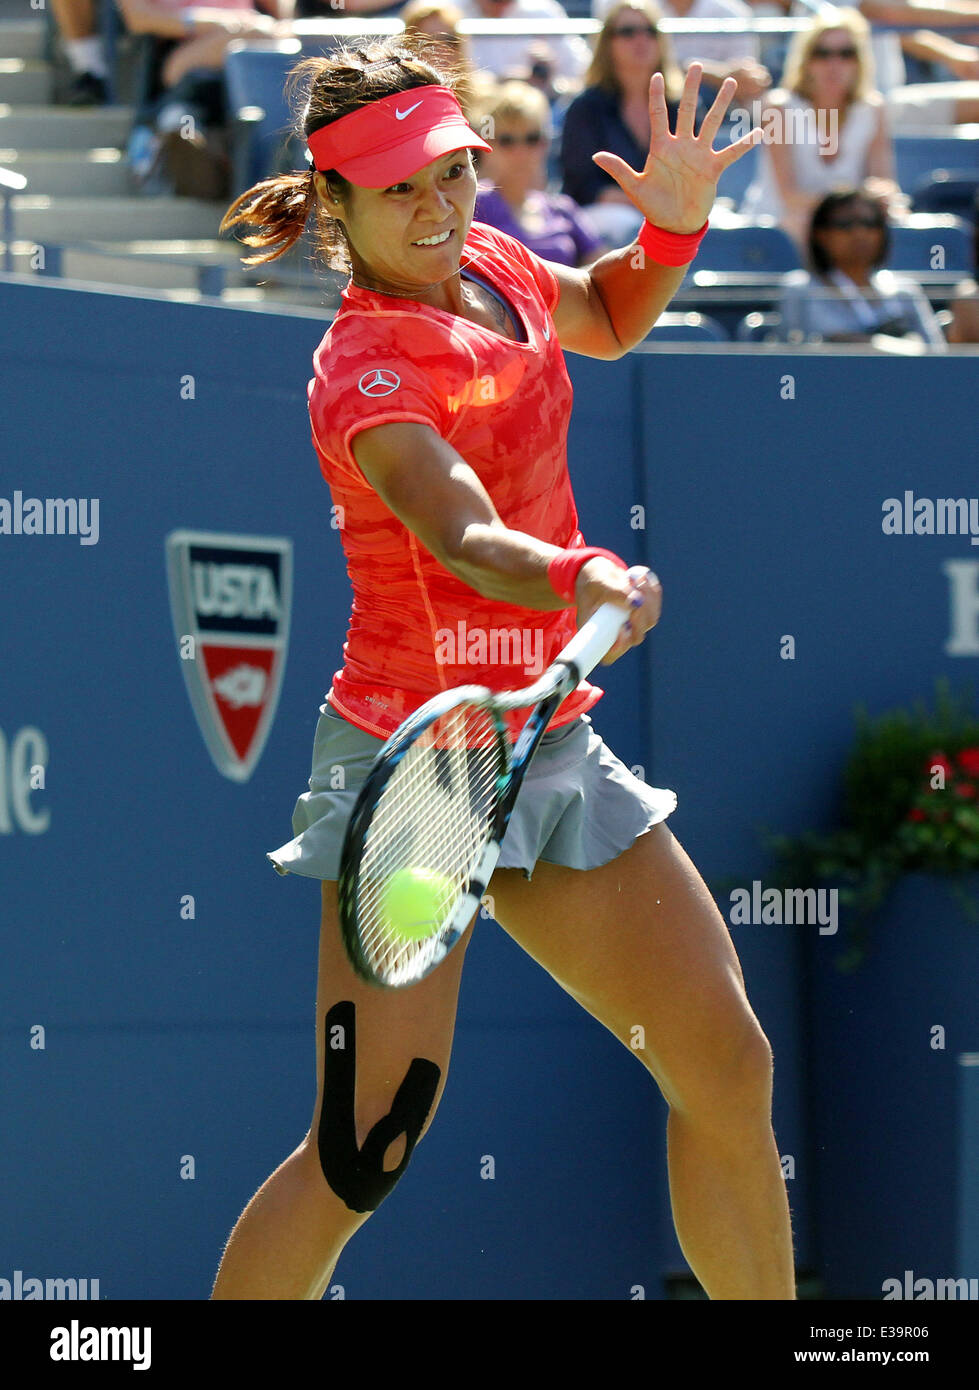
[
  {"xmin": 610, "ymin": 24, "xmax": 658, "ymax": 38},
  {"xmin": 811, "ymin": 45, "xmax": 858, "ymax": 60},
  {"xmin": 495, "ymin": 131, "xmax": 546, "ymax": 146},
  {"xmin": 825, "ymin": 216, "xmax": 882, "ymax": 229}
]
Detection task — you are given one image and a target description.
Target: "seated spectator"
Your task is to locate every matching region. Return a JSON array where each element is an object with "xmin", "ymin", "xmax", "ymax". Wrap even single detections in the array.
[
  {"xmin": 594, "ymin": 0, "xmax": 771, "ymax": 103},
  {"xmin": 402, "ymin": 0, "xmax": 475, "ymax": 70},
  {"xmin": 453, "ymin": 0, "xmax": 592, "ymax": 87},
  {"xmin": 117, "ymin": 0, "xmax": 287, "ymax": 198},
  {"xmin": 474, "ymin": 80, "xmax": 603, "ymax": 264},
  {"xmin": 50, "ymin": 0, "xmax": 109, "ymax": 105},
  {"xmin": 947, "ymin": 200, "xmax": 979, "ymax": 343},
  {"xmin": 857, "ymin": 1, "xmax": 979, "ymax": 129},
  {"xmin": 401, "ymin": 1, "xmax": 484, "ymax": 114},
  {"xmin": 740, "ymin": 7, "xmax": 906, "ymax": 247},
  {"xmin": 560, "ymin": 1, "xmax": 682, "ymax": 246},
  {"xmin": 777, "ymin": 185, "xmax": 946, "ymax": 347}
]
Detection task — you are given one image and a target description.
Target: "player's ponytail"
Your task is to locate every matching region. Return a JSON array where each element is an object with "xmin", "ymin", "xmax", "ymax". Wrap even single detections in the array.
[{"xmin": 219, "ymin": 38, "xmax": 476, "ymax": 273}]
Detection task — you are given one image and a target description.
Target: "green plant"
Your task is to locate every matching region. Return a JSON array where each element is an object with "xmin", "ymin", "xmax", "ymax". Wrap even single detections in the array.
[{"xmin": 763, "ymin": 679, "xmax": 979, "ymax": 969}]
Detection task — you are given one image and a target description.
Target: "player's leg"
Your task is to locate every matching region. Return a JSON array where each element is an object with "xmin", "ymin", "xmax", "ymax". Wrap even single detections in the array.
[
  {"xmin": 488, "ymin": 822, "xmax": 796, "ymax": 1300},
  {"xmin": 211, "ymin": 881, "xmax": 475, "ymax": 1300}
]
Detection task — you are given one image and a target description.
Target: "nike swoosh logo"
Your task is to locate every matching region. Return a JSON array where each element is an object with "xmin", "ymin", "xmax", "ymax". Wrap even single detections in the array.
[{"xmin": 395, "ymin": 101, "xmax": 423, "ymax": 120}]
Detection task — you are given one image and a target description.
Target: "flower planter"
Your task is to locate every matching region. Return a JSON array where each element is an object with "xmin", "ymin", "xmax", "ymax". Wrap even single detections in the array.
[{"xmin": 806, "ymin": 872, "xmax": 979, "ymax": 1298}]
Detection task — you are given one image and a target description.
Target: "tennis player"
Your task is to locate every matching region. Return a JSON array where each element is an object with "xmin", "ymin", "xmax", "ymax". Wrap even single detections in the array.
[{"xmin": 212, "ymin": 38, "xmax": 796, "ymax": 1300}]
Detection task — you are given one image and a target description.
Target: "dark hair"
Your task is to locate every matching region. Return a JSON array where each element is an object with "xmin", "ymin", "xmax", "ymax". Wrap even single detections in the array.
[
  {"xmin": 219, "ymin": 36, "xmax": 472, "ymax": 273},
  {"xmin": 807, "ymin": 185, "xmax": 889, "ymax": 274}
]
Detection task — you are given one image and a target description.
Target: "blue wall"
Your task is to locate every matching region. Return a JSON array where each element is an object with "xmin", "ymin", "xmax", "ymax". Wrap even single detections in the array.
[{"xmin": 1, "ymin": 275, "xmax": 976, "ymax": 1299}]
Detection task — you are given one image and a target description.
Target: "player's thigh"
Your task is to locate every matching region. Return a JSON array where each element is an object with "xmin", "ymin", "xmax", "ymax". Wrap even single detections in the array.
[
  {"xmin": 308, "ymin": 878, "xmax": 476, "ymax": 1150},
  {"xmin": 488, "ymin": 824, "xmax": 772, "ymax": 1118}
]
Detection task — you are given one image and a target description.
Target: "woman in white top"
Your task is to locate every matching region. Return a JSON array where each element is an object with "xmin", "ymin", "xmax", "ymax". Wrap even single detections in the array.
[{"xmin": 740, "ymin": 7, "xmax": 905, "ymax": 246}]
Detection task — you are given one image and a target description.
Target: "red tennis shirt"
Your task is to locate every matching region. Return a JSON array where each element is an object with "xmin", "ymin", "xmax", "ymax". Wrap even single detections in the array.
[{"xmin": 307, "ymin": 220, "xmax": 606, "ymax": 741}]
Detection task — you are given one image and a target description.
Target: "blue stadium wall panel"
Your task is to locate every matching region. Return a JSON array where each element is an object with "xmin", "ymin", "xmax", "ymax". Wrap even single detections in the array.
[{"xmin": 2, "ymin": 275, "xmax": 976, "ymax": 1299}]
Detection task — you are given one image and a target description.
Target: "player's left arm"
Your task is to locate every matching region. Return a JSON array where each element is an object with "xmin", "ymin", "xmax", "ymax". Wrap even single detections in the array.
[{"xmin": 549, "ymin": 64, "xmax": 760, "ymax": 360}]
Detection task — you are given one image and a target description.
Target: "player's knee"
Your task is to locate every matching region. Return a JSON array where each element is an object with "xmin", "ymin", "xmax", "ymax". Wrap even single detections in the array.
[
  {"xmin": 312, "ymin": 1000, "xmax": 443, "ymax": 1215},
  {"xmin": 657, "ymin": 1009, "xmax": 774, "ymax": 1128}
]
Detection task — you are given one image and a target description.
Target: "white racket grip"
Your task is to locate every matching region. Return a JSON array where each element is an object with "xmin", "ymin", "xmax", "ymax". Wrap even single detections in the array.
[{"xmin": 556, "ymin": 565, "xmax": 649, "ymax": 682}]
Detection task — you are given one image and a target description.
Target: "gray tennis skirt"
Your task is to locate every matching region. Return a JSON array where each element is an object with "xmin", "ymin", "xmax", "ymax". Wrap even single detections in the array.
[{"xmin": 267, "ymin": 697, "xmax": 677, "ymax": 883}]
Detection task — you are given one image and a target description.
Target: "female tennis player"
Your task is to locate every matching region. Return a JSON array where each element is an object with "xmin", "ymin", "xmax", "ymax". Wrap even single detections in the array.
[{"xmin": 212, "ymin": 38, "xmax": 796, "ymax": 1300}]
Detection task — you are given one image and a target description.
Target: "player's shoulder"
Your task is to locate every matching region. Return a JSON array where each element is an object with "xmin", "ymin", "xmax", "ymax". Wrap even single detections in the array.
[{"xmin": 313, "ymin": 293, "xmax": 452, "ymax": 373}]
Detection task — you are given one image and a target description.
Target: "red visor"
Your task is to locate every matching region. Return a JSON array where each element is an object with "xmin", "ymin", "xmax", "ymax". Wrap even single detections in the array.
[{"xmin": 307, "ymin": 86, "xmax": 491, "ymax": 187}]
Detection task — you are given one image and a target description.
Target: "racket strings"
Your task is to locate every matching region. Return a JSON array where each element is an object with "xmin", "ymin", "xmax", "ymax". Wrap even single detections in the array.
[{"xmin": 356, "ymin": 704, "xmax": 506, "ymax": 982}]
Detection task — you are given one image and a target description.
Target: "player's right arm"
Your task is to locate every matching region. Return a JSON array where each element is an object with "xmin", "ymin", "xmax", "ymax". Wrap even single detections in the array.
[{"xmin": 351, "ymin": 422, "xmax": 660, "ymax": 661}]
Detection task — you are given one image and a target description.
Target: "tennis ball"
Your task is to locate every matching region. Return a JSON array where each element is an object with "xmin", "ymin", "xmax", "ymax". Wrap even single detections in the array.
[{"xmin": 381, "ymin": 867, "xmax": 456, "ymax": 940}]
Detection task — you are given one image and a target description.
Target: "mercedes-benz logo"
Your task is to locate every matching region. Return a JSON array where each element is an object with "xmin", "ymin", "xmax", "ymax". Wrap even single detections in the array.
[{"xmin": 358, "ymin": 368, "xmax": 401, "ymax": 397}]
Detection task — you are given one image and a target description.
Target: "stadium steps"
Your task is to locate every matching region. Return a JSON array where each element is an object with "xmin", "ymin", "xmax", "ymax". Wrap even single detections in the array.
[
  {"xmin": 8, "ymin": 193, "xmax": 228, "ymax": 241},
  {"xmin": 0, "ymin": 56, "xmax": 52, "ymax": 105},
  {"xmin": 0, "ymin": 105, "xmax": 135, "ymax": 151},
  {"xmin": 0, "ymin": 17, "xmax": 329, "ymax": 309},
  {"xmin": 0, "ymin": 17, "xmax": 48, "ymax": 60},
  {"xmin": 0, "ymin": 148, "xmax": 134, "ymax": 197}
]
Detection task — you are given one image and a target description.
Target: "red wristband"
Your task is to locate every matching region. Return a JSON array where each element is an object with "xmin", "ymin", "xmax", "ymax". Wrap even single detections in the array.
[
  {"xmin": 637, "ymin": 217, "xmax": 709, "ymax": 267},
  {"xmin": 547, "ymin": 546, "xmax": 628, "ymax": 604}
]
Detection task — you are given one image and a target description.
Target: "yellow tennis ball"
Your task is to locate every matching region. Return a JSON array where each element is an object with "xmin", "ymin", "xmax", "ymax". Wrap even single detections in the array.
[{"xmin": 381, "ymin": 867, "xmax": 455, "ymax": 940}]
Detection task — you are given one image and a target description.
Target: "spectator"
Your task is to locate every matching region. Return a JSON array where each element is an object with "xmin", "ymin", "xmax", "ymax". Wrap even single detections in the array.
[
  {"xmin": 401, "ymin": 1, "xmax": 485, "ymax": 115},
  {"xmin": 857, "ymin": 1, "xmax": 979, "ymax": 128},
  {"xmin": 560, "ymin": 0, "xmax": 683, "ymax": 245},
  {"xmin": 946, "ymin": 200, "xmax": 979, "ymax": 343},
  {"xmin": 50, "ymin": 0, "xmax": 109, "ymax": 105},
  {"xmin": 594, "ymin": 0, "xmax": 771, "ymax": 103},
  {"xmin": 402, "ymin": 0, "xmax": 475, "ymax": 71},
  {"xmin": 740, "ymin": 7, "xmax": 905, "ymax": 246},
  {"xmin": 777, "ymin": 185, "xmax": 947, "ymax": 346},
  {"xmin": 117, "ymin": 0, "xmax": 288, "ymax": 197},
  {"xmin": 473, "ymin": 80, "xmax": 603, "ymax": 264},
  {"xmin": 453, "ymin": 0, "xmax": 592, "ymax": 86}
]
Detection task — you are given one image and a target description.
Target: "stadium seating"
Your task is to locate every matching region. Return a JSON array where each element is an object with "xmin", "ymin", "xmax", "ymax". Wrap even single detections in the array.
[
  {"xmin": 735, "ymin": 310, "xmax": 781, "ymax": 343},
  {"xmin": 885, "ymin": 215, "xmax": 973, "ymax": 273},
  {"xmin": 693, "ymin": 221, "xmax": 801, "ymax": 275},
  {"xmin": 225, "ymin": 41, "xmax": 305, "ymax": 195},
  {"xmin": 894, "ymin": 133, "xmax": 979, "ymax": 197},
  {"xmin": 911, "ymin": 171, "xmax": 979, "ymax": 226},
  {"xmin": 644, "ymin": 312, "xmax": 728, "ymax": 342}
]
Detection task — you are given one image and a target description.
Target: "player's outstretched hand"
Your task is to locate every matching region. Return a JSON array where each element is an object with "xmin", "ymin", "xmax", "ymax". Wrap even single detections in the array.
[
  {"xmin": 575, "ymin": 560, "xmax": 662, "ymax": 666},
  {"xmin": 591, "ymin": 64, "xmax": 762, "ymax": 236}
]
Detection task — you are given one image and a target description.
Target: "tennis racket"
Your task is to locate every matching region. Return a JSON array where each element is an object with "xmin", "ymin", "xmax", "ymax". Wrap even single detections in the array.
[{"xmin": 337, "ymin": 568, "xmax": 648, "ymax": 988}]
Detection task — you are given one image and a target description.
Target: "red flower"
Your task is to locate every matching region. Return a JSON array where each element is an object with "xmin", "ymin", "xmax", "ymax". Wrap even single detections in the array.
[
  {"xmin": 953, "ymin": 782, "xmax": 978, "ymax": 799},
  {"xmin": 957, "ymin": 747, "xmax": 979, "ymax": 777},
  {"xmin": 907, "ymin": 807, "xmax": 927, "ymax": 822}
]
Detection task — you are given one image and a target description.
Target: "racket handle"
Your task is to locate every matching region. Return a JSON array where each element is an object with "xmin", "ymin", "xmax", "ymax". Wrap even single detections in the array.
[{"xmin": 556, "ymin": 566, "xmax": 649, "ymax": 682}]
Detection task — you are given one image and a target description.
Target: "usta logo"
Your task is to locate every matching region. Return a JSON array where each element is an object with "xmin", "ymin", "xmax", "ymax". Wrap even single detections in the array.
[{"xmin": 191, "ymin": 562, "xmax": 280, "ymax": 620}]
